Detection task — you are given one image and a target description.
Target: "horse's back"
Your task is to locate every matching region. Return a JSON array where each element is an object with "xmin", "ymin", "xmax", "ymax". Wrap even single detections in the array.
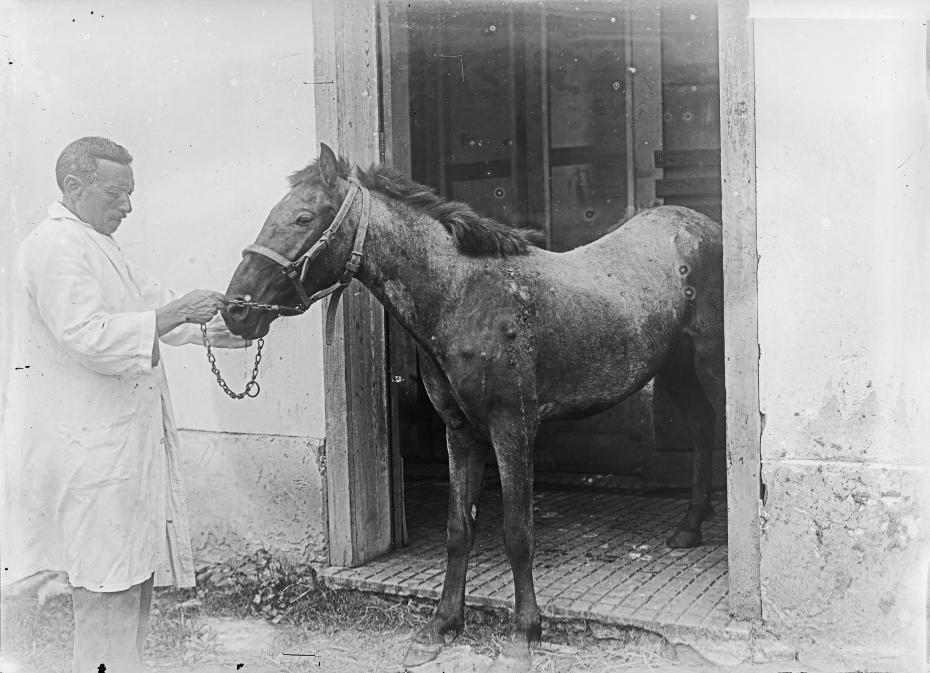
[
  {"xmin": 546, "ymin": 205, "xmax": 721, "ymax": 297},
  {"xmin": 579, "ymin": 205, "xmax": 721, "ymax": 263}
]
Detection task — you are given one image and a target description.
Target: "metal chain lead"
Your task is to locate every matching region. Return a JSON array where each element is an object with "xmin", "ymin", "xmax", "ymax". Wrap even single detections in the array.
[
  {"xmin": 225, "ymin": 298, "xmax": 306, "ymax": 316},
  {"xmin": 201, "ymin": 322, "xmax": 264, "ymax": 399}
]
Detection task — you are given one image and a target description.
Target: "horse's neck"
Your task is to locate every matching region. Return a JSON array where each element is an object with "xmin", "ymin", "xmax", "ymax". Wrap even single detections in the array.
[{"xmin": 357, "ymin": 194, "xmax": 467, "ymax": 346}]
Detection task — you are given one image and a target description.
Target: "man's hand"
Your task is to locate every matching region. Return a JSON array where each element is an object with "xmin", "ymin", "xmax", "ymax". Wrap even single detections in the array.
[{"xmin": 156, "ymin": 290, "xmax": 227, "ymax": 336}]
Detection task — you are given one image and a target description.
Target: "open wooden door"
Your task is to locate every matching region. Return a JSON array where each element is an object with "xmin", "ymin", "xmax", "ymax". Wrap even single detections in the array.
[{"xmin": 313, "ymin": 0, "xmax": 393, "ymax": 566}]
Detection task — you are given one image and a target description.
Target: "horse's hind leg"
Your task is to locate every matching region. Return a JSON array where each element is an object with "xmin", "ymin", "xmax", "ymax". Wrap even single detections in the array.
[
  {"xmin": 663, "ymin": 335, "xmax": 718, "ymax": 548},
  {"xmin": 404, "ymin": 425, "xmax": 489, "ymax": 666}
]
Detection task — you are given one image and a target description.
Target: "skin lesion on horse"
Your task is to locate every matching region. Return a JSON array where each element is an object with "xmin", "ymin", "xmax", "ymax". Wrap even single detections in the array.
[{"xmin": 221, "ymin": 143, "xmax": 725, "ymax": 673}]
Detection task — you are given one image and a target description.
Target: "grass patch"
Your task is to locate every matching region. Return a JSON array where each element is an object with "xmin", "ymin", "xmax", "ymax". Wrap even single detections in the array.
[
  {"xmin": 0, "ymin": 593, "xmax": 73, "ymax": 673},
  {"xmin": 148, "ymin": 592, "xmax": 219, "ymax": 666},
  {"xmin": 186, "ymin": 549, "xmax": 678, "ymax": 668}
]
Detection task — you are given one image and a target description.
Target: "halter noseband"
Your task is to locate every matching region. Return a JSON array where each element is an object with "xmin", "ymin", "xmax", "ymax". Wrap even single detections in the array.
[{"xmin": 241, "ymin": 176, "xmax": 372, "ymax": 344}]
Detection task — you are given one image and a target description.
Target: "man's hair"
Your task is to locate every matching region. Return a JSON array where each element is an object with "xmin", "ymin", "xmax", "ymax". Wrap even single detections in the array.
[{"xmin": 55, "ymin": 136, "xmax": 133, "ymax": 190}]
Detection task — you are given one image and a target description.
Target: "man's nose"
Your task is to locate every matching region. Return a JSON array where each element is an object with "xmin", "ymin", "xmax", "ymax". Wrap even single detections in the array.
[{"xmin": 120, "ymin": 196, "xmax": 132, "ymax": 214}]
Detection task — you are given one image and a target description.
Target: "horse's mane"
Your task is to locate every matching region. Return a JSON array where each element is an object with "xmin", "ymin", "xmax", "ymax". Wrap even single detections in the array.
[{"xmin": 289, "ymin": 158, "xmax": 537, "ymax": 257}]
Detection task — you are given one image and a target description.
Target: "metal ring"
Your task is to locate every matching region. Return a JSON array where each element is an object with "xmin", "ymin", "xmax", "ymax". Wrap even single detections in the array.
[{"xmin": 245, "ymin": 381, "xmax": 261, "ymax": 398}]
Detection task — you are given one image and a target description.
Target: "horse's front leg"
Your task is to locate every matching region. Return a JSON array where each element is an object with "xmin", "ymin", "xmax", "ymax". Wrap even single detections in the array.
[
  {"xmin": 403, "ymin": 425, "xmax": 489, "ymax": 667},
  {"xmin": 488, "ymin": 418, "xmax": 541, "ymax": 673}
]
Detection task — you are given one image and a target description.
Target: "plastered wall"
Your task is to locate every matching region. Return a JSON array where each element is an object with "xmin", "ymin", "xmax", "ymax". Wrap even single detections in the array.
[
  {"xmin": 0, "ymin": 0, "xmax": 327, "ymax": 565},
  {"xmin": 752, "ymin": 1, "xmax": 930, "ymax": 669}
]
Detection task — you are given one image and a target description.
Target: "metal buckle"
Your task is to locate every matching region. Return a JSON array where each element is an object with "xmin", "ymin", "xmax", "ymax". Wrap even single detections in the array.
[{"xmin": 345, "ymin": 251, "xmax": 364, "ymax": 273}]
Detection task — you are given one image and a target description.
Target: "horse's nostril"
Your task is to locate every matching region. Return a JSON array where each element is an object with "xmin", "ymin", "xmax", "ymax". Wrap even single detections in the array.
[{"xmin": 225, "ymin": 300, "xmax": 249, "ymax": 319}]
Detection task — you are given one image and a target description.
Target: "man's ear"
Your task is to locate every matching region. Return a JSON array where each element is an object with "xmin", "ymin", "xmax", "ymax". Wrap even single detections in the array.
[
  {"xmin": 62, "ymin": 174, "xmax": 83, "ymax": 197},
  {"xmin": 318, "ymin": 143, "xmax": 338, "ymax": 188}
]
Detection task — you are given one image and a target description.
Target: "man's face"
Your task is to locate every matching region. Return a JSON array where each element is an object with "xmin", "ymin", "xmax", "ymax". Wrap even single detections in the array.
[{"xmin": 72, "ymin": 159, "xmax": 134, "ymax": 235}]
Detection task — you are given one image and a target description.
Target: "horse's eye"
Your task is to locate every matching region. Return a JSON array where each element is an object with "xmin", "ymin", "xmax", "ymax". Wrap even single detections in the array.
[{"xmin": 296, "ymin": 214, "xmax": 314, "ymax": 226}]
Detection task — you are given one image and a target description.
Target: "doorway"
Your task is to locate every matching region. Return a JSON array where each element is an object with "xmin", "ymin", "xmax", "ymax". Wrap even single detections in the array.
[
  {"xmin": 314, "ymin": 0, "xmax": 761, "ymax": 623},
  {"xmin": 366, "ymin": 2, "xmax": 736, "ymax": 629}
]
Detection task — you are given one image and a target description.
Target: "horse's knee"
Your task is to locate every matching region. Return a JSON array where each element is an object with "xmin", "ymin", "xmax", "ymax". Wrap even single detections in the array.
[
  {"xmin": 446, "ymin": 518, "xmax": 474, "ymax": 558},
  {"xmin": 502, "ymin": 523, "xmax": 533, "ymax": 565}
]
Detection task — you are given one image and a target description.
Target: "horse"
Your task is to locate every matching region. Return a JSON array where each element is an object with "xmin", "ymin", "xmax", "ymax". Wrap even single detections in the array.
[{"xmin": 221, "ymin": 143, "xmax": 724, "ymax": 673}]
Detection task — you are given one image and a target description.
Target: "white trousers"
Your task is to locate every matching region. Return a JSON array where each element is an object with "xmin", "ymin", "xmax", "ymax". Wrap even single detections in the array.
[{"xmin": 71, "ymin": 575, "xmax": 154, "ymax": 673}]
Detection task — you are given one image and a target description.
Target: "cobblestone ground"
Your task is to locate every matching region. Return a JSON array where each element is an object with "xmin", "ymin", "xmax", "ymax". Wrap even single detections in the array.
[{"xmin": 328, "ymin": 476, "xmax": 732, "ymax": 635}]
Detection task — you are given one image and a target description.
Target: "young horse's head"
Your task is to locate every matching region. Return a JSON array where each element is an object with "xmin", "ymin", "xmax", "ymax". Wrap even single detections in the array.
[
  {"xmin": 223, "ymin": 143, "xmax": 356, "ymax": 338},
  {"xmin": 224, "ymin": 142, "xmax": 541, "ymax": 338}
]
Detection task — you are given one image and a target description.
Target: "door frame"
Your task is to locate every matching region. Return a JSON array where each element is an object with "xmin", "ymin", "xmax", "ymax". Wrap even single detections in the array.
[
  {"xmin": 313, "ymin": 0, "xmax": 763, "ymax": 620},
  {"xmin": 717, "ymin": 0, "xmax": 762, "ymax": 619}
]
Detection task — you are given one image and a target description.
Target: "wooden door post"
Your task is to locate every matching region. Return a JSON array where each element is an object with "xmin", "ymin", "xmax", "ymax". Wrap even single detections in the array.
[
  {"xmin": 718, "ymin": 0, "xmax": 763, "ymax": 619},
  {"xmin": 314, "ymin": 0, "xmax": 392, "ymax": 567}
]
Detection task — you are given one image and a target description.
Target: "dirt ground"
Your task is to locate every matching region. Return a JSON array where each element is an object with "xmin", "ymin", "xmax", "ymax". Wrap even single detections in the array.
[
  {"xmin": 4, "ymin": 579, "xmax": 922, "ymax": 673},
  {"xmin": 0, "ymin": 585, "xmax": 724, "ymax": 673}
]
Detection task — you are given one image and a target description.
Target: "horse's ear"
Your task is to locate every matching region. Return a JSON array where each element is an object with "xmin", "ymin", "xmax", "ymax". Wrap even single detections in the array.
[{"xmin": 319, "ymin": 143, "xmax": 338, "ymax": 188}]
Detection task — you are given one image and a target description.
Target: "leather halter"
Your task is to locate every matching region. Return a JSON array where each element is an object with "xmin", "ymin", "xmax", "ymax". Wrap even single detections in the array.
[{"xmin": 242, "ymin": 177, "xmax": 372, "ymax": 344}]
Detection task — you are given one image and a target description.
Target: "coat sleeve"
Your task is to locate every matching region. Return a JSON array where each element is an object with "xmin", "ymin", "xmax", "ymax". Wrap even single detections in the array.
[
  {"xmin": 126, "ymin": 259, "xmax": 248, "ymax": 349},
  {"xmin": 23, "ymin": 238, "xmax": 156, "ymax": 376}
]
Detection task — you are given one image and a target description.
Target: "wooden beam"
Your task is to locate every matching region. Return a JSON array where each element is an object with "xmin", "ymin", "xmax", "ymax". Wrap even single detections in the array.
[
  {"xmin": 718, "ymin": 0, "xmax": 762, "ymax": 620},
  {"xmin": 522, "ymin": 5, "xmax": 548, "ymax": 240},
  {"xmin": 314, "ymin": 0, "xmax": 392, "ymax": 567},
  {"xmin": 655, "ymin": 148, "xmax": 721, "ymax": 168},
  {"xmin": 654, "ymin": 177, "xmax": 722, "ymax": 197},
  {"xmin": 630, "ymin": 0, "xmax": 662, "ymax": 211}
]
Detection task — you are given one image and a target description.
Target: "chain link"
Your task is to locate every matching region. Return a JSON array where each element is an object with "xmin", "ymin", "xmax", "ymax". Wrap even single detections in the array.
[{"xmin": 201, "ymin": 323, "xmax": 264, "ymax": 399}]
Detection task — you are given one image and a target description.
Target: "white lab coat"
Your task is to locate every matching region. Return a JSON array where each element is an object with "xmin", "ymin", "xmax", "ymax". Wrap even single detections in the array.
[{"xmin": 1, "ymin": 202, "xmax": 243, "ymax": 592}]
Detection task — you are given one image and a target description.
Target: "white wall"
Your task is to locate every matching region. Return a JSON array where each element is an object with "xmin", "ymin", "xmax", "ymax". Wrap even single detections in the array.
[
  {"xmin": 1, "ymin": 0, "xmax": 324, "ymax": 437},
  {"xmin": 752, "ymin": 0, "xmax": 929, "ymax": 669},
  {"xmin": 1, "ymin": 0, "xmax": 328, "ymax": 562}
]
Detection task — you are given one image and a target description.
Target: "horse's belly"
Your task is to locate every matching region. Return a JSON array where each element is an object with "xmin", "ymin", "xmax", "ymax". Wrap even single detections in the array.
[{"xmin": 535, "ymin": 329, "xmax": 672, "ymax": 422}]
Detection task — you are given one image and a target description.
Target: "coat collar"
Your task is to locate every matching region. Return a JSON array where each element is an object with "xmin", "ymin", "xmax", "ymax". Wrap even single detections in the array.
[{"xmin": 48, "ymin": 201, "xmax": 109, "ymax": 237}]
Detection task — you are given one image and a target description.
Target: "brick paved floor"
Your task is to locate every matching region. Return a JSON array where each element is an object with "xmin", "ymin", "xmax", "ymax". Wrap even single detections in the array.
[{"xmin": 324, "ymin": 473, "xmax": 741, "ymax": 637}]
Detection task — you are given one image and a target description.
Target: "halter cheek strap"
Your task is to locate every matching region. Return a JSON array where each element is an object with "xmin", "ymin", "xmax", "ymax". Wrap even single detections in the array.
[
  {"xmin": 323, "ymin": 182, "xmax": 371, "ymax": 344},
  {"xmin": 241, "ymin": 177, "xmax": 371, "ymax": 345}
]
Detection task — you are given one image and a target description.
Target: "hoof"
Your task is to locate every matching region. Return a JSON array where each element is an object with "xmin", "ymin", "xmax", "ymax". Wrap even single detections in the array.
[
  {"xmin": 488, "ymin": 641, "xmax": 532, "ymax": 673},
  {"xmin": 403, "ymin": 640, "xmax": 442, "ymax": 668},
  {"xmin": 667, "ymin": 528, "xmax": 702, "ymax": 548}
]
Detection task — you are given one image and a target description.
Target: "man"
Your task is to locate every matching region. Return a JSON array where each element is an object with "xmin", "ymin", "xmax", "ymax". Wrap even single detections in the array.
[{"xmin": 1, "ymin": 136, "xmax": 246, "ymax": 672}]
